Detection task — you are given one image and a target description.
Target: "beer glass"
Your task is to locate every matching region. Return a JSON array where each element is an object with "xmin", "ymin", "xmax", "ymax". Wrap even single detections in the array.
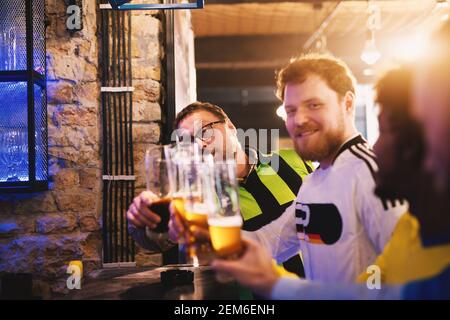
[
  {"xmin": 165, "ymin": 142, "xmax": 202, "ymax": 231},
  {"xmin": 208, "ymin": 160, "xmax": 243, "ymax": 259},
  {"xmin": 144, "ymin": 145, "xmax": 174, "ymax": 233},
  {"xmin": 179, "ymin": 155, "xmax": 216, "ymax": 266}
]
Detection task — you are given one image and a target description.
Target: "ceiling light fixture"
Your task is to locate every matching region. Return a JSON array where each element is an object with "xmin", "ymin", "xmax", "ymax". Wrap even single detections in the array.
[
  {"xmin": 361, "ymin": 1, "xmax": 382, "ymax": 65},
  {"xmin": 361, "ymin": 31, "xmax": 381, "ymax": 65}
]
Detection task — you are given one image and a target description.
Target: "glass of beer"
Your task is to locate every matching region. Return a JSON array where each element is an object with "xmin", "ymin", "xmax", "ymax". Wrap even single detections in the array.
[
  {"xmin": 178, "ymin": 156, "xmax": 216, "ymax": 265},
  {"xmin": 144, "ymin": 145, "xmax": 174, "ymax": 233},
  {"xmin": 165, "ymin": 141, "xmax": 203, "ymax": 234},
  {"xmin": 208, "ymin": 160, "xmax": 244, "ymax": 259}
]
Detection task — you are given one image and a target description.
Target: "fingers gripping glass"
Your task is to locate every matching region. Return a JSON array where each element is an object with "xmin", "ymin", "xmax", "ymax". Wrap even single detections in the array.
[{"xmin": 145, "ymin": 146, "xmax": 173, "ymax": 233}]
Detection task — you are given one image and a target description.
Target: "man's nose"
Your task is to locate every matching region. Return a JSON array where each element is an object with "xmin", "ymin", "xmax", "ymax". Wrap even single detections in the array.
[{"xmin": 294, "ymin": 109, "xmax": 309, "ymax": 126}]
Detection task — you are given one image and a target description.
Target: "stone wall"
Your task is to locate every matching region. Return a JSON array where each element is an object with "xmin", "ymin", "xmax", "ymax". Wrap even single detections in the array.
[
  {"xmin": 0, "ymin": 0, "xmax": 102, "ymax": 297},
  {"xmin": 129, "ymin": 4, "xmax": 163, "ymax": 267},
  {"xmin": 0, "ymin": 0, "xmax": 194, "ymax": 297},
  {"xmin": 130, "ymin": 4, "xmax": 196, "ymax": 267}
]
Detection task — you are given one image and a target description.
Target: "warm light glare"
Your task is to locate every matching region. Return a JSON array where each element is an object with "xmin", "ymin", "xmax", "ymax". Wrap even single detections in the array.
[
  {"xmin": 442, "ymin": 14, "xmax": 449, "ymax": 21},
  {"xmin": 436, "ymin": 0, "xmax": 449, "ymax": 9},
  {"xmin": 363, "ymin": 68, "xmax": 374, "ymax": 77},
  {"xmin": 361, "ymin": 39, "xmax": 381, "ymax": 65},
  {"xmin": 393, "ymin": 33, "xmax": 429, "ymax": 62},
  {"xmin": 276, "ymin": 105, "xmax": 287, "ymax": 121},
  {"xmin": 193, "ymin": 255, "xmax": 199, "ymax": 268}
]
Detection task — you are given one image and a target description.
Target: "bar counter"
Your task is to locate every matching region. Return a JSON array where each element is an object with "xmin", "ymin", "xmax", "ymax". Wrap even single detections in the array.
[{"xmin": 65, "ymin": 265, "xmax": 252, "ymax": 300}]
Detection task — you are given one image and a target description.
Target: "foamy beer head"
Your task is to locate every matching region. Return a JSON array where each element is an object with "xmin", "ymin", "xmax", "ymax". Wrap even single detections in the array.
[
  {"xmin": 185, "ymin": 202, "xmax": 210, "ymax": 228},
  {"xmin": 208, "ymin": 215, "xmax": 243, "ymax": 258}
]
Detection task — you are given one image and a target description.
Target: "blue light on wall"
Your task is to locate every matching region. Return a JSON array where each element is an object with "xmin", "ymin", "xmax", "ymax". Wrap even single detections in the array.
[{"xmin": 0, "ymin": 0, "xmax": 48, "ymax": 192}]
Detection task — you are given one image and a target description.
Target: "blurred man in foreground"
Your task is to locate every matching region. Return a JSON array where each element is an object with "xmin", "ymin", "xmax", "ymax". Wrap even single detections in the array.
[{"xmin": 213, "ymin": 22, "xmax": 450, "ymax": 299}]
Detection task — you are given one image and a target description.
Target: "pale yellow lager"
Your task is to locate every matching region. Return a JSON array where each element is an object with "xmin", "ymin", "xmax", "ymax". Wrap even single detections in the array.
[
  {"xmin": 183, "ymin": 202, "xmax": 211, "ymax": 259},
  {"xmin": 185, "ymin": 202, "xmax": 210, "ymax": 228},
  {"xmin": 208, "ymin": 215, "xmax": 243, "ymax": 258}
]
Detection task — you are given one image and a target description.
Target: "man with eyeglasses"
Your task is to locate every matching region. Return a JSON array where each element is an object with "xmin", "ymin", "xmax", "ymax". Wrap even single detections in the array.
[{"xmin": 126, "ymin": 101, "xmax": 313, "ymax": 277}]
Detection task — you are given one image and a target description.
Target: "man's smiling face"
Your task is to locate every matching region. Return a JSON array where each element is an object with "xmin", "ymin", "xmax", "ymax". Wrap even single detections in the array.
[{"xmin": 284, "ymin": 74, "xmax": 348, "ymax": 163}]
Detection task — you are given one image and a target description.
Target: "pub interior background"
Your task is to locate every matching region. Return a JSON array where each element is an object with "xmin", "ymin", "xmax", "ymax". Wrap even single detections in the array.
[{"xmin": 0, "ymin": 0, "xmax": 448, "ymax": 298}]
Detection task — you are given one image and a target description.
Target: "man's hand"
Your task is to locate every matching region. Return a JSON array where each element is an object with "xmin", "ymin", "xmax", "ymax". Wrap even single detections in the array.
[
  {"xmin": 168, "ymin": 200, "xmax": 210, "ymax": 243},
  {"xmin": 211, "ymin": 237, "xmax": 280, "ymax": 298},
  {"xmin": 126, "ymin": 191, "xmax": 161, "ymax": 229}
]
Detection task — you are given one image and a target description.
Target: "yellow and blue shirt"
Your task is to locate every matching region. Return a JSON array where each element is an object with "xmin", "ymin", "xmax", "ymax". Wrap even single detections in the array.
[{"xmin": 358, "ymin": 212, "xmax": 450, "ymax": 285}]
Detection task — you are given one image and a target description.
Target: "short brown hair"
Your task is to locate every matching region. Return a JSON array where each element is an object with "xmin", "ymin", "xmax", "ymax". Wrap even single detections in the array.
[
  {"xmin": 276, "ymin": 53, "xmax": 356, "ymax": 101},
  {"xmin": 173, "ymin": 101, "xmax": 229, "ymax": 129},
  {"xmin": 375, "ymin": 67, "xmax": 412, "ymax": 123},
  {"xmin": 373, "ymin": 66, "xmax": 425, "ymax": 203}
]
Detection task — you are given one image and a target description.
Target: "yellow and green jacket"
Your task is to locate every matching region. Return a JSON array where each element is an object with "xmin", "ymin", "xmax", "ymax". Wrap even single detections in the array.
[{"xmin": 239, "ymin": 148, "xmax": 313, "ymax": 277}]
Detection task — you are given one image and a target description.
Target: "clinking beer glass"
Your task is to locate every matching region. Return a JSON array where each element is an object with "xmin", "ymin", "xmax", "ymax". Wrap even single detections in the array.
[
  {"xmin": 208, "ymin": 160, "xmax": 244, "ymax": 282},
  {"xmin": 208, "ymin": 161, "xmax": 244, "ymax": 259},
  {"xmin": 178, "ymin": 156, "xmax": 216, "ymax": 266},
  {"xmin": 168, "ymin": 143, "xmax": 215, "ymax": 266},
  {"xmin": 144, "ymin": 145, "xmax": 174, "ymax": 233}
]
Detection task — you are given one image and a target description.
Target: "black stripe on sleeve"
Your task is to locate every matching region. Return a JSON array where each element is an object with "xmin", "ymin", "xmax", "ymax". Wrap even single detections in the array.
[
  {"xmin": 241, "ymin": 170, "xmax": 290, "ymax": 231},
  {"xmin": 355, "ymin": 143, "xmax": 377, "ymax": 162},
  {"xmin": 269, "ymin": 153, "xmax": 303, "ymax": 195},
  {"xmin": 349, "ymin": 146, "xmax": 393, "ymax": 211},
  {"xmin": 332, "ymin": 135, "xmax": 367, "ymax": 164},
  {"xmin": 349, "ymin": 146, "xmax": 377, "ymax": 180},
  {"xmin": 242, "ymin": 200, "xmax": 292, "ymax": 231}
]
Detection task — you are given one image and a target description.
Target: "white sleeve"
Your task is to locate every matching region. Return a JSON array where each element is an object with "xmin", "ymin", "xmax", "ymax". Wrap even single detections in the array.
[
  {"xmin": 271, "ymin": 277, "xmax": 403, "ymax": 300},
  {"xmin": 243, "ymin": 201, "xmax": 300, "ymax": 264},
  {"xmin": 355, "ymin": 165, "xmax": 407, "ymax": 254}
]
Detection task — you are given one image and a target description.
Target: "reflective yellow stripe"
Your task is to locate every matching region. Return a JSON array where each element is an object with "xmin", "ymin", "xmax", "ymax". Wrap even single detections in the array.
[
  {"xmin": 238, "ymin": 186, "xmax": 263, "ymax": 221},
  {"xmin": 256, "ymin": 164, "xmax": 296, "ymax": 205},
  {"xmin": 278, "ymin": 149, "xmax": 312, "ymax": 178},
  {"xmin": 239, "ymin": 149, "xmax": 310, "ymax": 220}
]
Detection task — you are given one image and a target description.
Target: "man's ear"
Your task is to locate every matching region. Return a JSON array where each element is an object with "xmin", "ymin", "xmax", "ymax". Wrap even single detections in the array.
[{"xmin": 344, "ymin": 91, "xmax": 356, "ymax": 113}]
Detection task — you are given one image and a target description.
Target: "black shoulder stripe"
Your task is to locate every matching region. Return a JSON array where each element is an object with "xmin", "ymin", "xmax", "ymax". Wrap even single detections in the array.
[
  {"xmin": 351, "ymin": 145, "xmax": 379, "ymax": 173},
  {"xmin": 348, "ymin": 146, "xmax": 376, "ymax": 180},
  {"xmin": 349, "ymin": 148, "xmax": 395, "ymax": 211},
  {"xmin": 332, "ymin": 135, "xmax": 366, "ymax": 164},
  {"xmin": 355, "ymin": 143, "xmax": 377, "ymax": 162}
]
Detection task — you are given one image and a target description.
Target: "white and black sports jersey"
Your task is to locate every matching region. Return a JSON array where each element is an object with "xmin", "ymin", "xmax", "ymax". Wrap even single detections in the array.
[{"xmin": 245, "ymin": 134, "xmax": 407, "ymax": 284}]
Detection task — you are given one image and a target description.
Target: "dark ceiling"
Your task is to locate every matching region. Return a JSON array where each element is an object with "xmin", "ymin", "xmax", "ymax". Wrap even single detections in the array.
[{"xmin": 192, "ymin": 0, "xmax": 448, "ymax": 136}]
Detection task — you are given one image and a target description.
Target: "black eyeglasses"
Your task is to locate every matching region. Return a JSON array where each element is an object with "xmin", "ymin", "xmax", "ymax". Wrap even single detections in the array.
[{"xmin": 176, "ymin": 120, "xmax": 225, "ymax": 143}]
